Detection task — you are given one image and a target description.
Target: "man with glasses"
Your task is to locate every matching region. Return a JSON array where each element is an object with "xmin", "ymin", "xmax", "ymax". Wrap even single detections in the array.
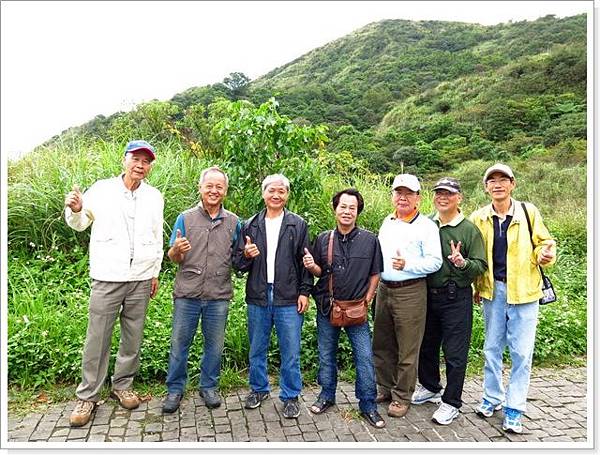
[
  {"xmin": 373, "ymin": 174, "xmax": 442, "ymax": 418},
  {"xmin": 411, "ymin": 177, "xmax": 487, "ymax": 425},
  {"xmin": 470, "ymin": 163, "xmax": 556, "ymax": 434}
]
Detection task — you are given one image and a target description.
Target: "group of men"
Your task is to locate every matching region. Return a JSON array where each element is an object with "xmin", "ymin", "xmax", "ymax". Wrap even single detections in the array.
[{"xmin": 64, "ymin": 140, "xmax": 556, "ymax": 435}]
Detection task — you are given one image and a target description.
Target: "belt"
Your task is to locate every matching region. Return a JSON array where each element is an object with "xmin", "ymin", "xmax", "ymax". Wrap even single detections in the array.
[
  {"xmin": 381, "ymin": 278, "xmax": 425, "ymax": 289},
  {"xmin": 429, "ymin": 285, "xmax": 470, "ymax": 295}
]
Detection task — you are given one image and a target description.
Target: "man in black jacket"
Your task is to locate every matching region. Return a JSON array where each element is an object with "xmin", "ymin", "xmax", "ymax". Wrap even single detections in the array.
[{"xmin": 233, "ymin": 174, "xmax": 312, "ymax": 419}]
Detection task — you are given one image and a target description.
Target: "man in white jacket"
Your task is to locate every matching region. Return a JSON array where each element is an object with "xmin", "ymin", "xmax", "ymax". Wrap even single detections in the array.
[{"xmin": 64, "ymin": 140, "xmax": 164, "ymax": 427}]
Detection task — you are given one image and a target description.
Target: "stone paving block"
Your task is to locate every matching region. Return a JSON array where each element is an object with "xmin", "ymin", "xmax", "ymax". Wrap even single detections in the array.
[
  {"xmin": 283, "ymin": 425, "xmax": 301, "ymax": 436},
  {"xmin": 48, "ymin": 436, "xmax": 68, "ymax": 442},
  {"xmin": 68, "ymin": 428, "xmax": 90, "ymax": 439},
  {"xmin": 286, "ymin": 435, "xmax": 304, "ymax": 442},
  {"xmin": 337, "ymin": 432, "xmax": 356, "ymax": 442},
  {"xmin": 215, "ymin": 433, "xmax": 233, "ymax": 442},
  {"xmin": 89, "ymin": 424, "xmax": 109, "ymax": 434},
  {"xmin": 143, "ymin": 422, "xmax": 162, "ymax": 433},
  {"xmin": 87, "ymin": 434, "xmax": 106, "ymax": 442},
  {"xmin": 108, "ymin": 427, "xmax": 126, "ymax": 437},
  {"xmin": 124, "ymin": 435, "xmax": 142, "ymax": 442}
]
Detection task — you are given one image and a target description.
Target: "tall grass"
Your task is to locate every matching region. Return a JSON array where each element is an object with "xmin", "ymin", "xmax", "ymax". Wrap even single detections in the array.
[{"xmin": 7, "ymin": 138, "xmax": 587, "ymax": 390}]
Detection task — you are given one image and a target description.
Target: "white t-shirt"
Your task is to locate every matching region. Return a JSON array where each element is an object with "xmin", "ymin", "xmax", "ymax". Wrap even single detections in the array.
[{"xmin": 265, "ymin": 212, "xmax": 284, "ymax": 284}]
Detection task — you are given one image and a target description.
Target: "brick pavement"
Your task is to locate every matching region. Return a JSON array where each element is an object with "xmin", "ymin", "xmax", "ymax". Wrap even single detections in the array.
[{"xmin": 6, "ymin": 366, "xmax": 588, "ymax": 445}]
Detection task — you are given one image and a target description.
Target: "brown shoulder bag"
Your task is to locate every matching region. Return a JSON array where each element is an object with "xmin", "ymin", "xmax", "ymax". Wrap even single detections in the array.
[{"xmin": 327, "ymin": 230, "xmax": 368, "ymax": 327}]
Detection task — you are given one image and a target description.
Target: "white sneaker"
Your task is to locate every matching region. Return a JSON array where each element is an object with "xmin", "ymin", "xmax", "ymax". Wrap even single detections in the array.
[
  {"xmin": 411, "ymin": 384, "xmax": 443, "ymax": 405},
  {"xmin": 432, "ymin": 402, "xmax": 459, "ymax": 425}
]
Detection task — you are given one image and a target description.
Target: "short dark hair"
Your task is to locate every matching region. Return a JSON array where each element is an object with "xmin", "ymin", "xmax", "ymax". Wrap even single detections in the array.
[{"xmin": 332, "ymin": 188, "xmax": 364, "ymax": 215}]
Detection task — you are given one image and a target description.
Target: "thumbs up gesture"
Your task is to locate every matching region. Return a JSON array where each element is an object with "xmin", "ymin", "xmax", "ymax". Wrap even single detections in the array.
[
  {"xmin": 244, "ymin": 235, "xmax": 260, "ymax": 259},
  {"xmin": 447, "ymin": 240, "xmax": 466, "ymax": 268},
  {"xmin": 538, "ymin": 240, "xmax": 556, "ymax": 265},
  {"xmin": 174, "ymin": 229, "xmax": 191, "ymax": 256},
  {"xmin": 303, "ymin": 247, "xmax": 315, "ymax": 269},
  {"xmin": 65, "ymin": 184, "xmax": 83, "ymax": 213},
  {"xmin": 392, "ymin": 248, "xmax": 406, "ymax": 270}
]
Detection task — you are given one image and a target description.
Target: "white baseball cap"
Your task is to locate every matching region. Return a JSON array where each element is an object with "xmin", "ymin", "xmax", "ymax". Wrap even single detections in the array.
[
  {"xmin": 392, "ymin": 174, "xmax": 420, "ymax": 192},
  {"xmin": 483, "ymin": 163, "xmax": 514, "ymax": 185}
]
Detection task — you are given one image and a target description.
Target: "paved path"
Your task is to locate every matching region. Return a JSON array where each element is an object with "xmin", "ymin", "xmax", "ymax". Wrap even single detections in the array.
[{"xmin": 6, "ymin": 366, "xmax": 587, "ymax": 444}]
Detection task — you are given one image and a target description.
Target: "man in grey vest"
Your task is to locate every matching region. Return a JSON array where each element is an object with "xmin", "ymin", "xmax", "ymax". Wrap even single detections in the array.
[{"xmin": 163, "ymin": 166, "xmax": 240, "ymax": 413}]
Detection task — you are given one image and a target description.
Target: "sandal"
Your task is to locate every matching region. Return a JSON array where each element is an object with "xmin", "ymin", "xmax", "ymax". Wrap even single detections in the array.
[
  {"xmin": 362, "ymin": 409, "xmax": 386, "ymax": 428},
  {"xmin": 310, "ymin": 397, "xmax": 335, "ymax": 414}
]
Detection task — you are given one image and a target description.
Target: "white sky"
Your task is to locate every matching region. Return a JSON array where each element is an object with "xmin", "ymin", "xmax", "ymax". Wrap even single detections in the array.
[{"xmin": 0, "ymin": 1, "xmax": 593, "ymax": 159}]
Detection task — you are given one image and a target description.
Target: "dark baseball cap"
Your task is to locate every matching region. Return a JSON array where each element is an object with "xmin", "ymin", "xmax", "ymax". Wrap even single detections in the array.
[
  {"xmin": 124, "ymin": 140, "xmax": 156, "ymax": 161},
  {"xmin": 433, "ymin": 177, "xmax": 461, "ymax": 193}
]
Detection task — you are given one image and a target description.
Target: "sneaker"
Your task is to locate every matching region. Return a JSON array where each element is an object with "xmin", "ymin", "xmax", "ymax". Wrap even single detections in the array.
[
  {"xmin": 282, "ymin": 398, "xmax": 300, "ymax": 419},
  {"xmin": 244, "ymin": 391, "xmax": 270, "ymax": 409},
  {"xmin": 476, "ymin": 398, "xmax": 503, "ymax": 418},
  {"xmin": 432, "ymin": 402, "xmax": 459, "ymax": 425},
  {"xmin": 387, "ymin": 400, "xmax": 410, "ymax": 418},
  {"xmin": 162, "ymin": 393, "xmax": 182, "ymax": 413},
  {"xmin": 199, "ymin": 389, "xmax": 222, "ymax": 409},
  {"xmin": 69, "ymin": 399, "xmax": 96, "ymax": 427},
  {"xmin": 502, "ymin": 407, "xmax": 523, "ymax": 434},
  {"xmin": 411, "ymin": 384, "xmax": 443, "ymax": 405},
  {"xmin": 110, "ymin": 389, "xmax": 140, "ymax": 410}
]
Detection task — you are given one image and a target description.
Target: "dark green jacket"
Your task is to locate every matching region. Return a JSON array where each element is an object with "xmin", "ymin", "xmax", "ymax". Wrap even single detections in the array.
[{"xmin": 427, "ymin": 213, "xmax": 487, "ymax": 289}]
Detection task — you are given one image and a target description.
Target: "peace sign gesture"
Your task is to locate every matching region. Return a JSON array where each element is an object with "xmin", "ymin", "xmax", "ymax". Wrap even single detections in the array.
[{"xmin": 447, "ymin": 240, "xmax": 466, "ymax": 268}]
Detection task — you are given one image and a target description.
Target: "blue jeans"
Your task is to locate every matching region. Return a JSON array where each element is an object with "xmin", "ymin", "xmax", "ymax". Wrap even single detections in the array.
[
  {"xmin": 247, "ymin": 284, "xmax": 304, "ymax": 401},
  {"xmin": 166, "ymin": 298, "xmax": 229, "ymax": 394},
  {"xmin": 316, "ymin": 311, "xmax": 377, "ymax": 413},
  {"xmin": 482, "ymin": 281, "xmax": 539, "ymax": 412}
]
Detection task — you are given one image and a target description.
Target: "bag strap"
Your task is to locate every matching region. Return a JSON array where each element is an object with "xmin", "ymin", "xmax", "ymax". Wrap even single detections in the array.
[
  {"xmin": 521, "ymin": 202, "xmax": 547, "ymax": 279},
  {"xmin": 327, "ymin": 230, "xmax": 335, "ymax": 300}
]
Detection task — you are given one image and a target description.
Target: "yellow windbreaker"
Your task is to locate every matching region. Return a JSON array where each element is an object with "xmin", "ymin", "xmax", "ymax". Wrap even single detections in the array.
[{"xmin": 469, "ymin": 199, "xmax": 556, "ymax": 304}]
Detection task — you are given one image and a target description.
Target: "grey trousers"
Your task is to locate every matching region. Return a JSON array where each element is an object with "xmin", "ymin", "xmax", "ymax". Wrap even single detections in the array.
[
  {"xmin": 372, "ymin": 280, "xmax": 427, "ymax": 404},
  {"xmin": 76, "ymin": 279, "xmax": 152, "ymax": 402}
]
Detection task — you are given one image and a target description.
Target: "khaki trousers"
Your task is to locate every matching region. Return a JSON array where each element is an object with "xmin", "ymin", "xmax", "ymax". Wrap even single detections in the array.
[
  {"xmin": 76, "ymin": 279, "xmax": 152, "ymax": 402},
  {"xmin": 372, "ymin": 280, "xmax": 427, "ymax": 404}
]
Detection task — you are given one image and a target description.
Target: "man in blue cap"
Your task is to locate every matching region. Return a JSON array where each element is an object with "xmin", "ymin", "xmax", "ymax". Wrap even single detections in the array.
[{"xmin": 64, "ymin": 140, "xmax": 164, "ymax": 427}]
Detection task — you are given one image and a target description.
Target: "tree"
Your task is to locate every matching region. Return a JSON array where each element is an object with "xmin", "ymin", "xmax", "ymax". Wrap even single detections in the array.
[{"xmin": 223, "ymin": 72, "xmax": 251, "ymax": 99}]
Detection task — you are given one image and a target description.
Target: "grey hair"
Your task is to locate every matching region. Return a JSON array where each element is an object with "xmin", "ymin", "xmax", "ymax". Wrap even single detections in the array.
[
  {"xmin": 199, "ymin": 166, "xmax": 229, "ymax": 187},
  {"xmin": 261, "ymin": 174, "xmax": 290, "ymax": 192}
]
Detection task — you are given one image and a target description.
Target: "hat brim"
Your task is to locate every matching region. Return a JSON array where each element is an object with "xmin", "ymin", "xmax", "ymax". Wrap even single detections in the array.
[
  {"xmin": 433, "ymin": 185, "xmax": 460, "ymax": 193},
  {"xmin": 127, "ymin": 148, "xmax": 156, "ymax": 161}
]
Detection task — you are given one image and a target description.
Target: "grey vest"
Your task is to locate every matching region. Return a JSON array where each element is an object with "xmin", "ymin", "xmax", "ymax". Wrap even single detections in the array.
[{"xmin": 173, "ymin": 205, "xmax": 238, "ymax": 300}]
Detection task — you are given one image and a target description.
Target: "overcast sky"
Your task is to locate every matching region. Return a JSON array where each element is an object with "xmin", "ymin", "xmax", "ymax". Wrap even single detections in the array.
[{"xmin": 0, "ymin": 1, "xmax": 592, "ymax": 159}]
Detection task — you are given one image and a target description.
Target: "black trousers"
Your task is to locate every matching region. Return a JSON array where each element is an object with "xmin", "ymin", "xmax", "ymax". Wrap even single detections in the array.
[{"xmin": 417, "ymin": 286, "xmax": 473, "ymax": 409}]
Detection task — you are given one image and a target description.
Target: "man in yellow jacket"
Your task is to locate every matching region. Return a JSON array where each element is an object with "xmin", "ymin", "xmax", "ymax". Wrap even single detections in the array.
[{"xmin": 469, "ymin": 163, "xmax": 556, "ymax": 434}]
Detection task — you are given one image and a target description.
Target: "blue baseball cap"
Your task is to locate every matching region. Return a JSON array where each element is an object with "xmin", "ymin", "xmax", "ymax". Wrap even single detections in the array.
[{"xmin": 124, "ymin": 140, "xmax": 156, "ymax": 161}]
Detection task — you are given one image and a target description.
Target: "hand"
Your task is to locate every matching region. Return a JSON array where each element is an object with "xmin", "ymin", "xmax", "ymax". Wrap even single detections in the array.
[
  {"xmin": 297, "ymin": 294, "xmax": 309, "ymax": 314},
  {"xmin": 538, "ymin": 240, "xmax": 556, "ymax": 265},
  {"xmin": 303, "ymin": 248, "xmax": 315, "ymax": 269},
  {"xmin": 150, "ymin": 277, "xmax": 159, "ymax": 299},
  {"xmin": 174, "ymin": 229, "xmax": 191, "ymax": 256},
  {"xmin": 244, "ymin": 236, "xmax": 260, "ymax": 258},
  {"xmin": 365, "ymin": 292, "xmax": 376, "ymax": 304},
  {"xmin": 392, "ymin": 248, "xmax": 405, "ymax": 270},
  {"xmin": 447, "ymin": 240, "xmax": 466, "ymax": 268},
  {"xmin": 473, "ymin": 291, "xmax": 481, "ymax": 305},
  {"xmin": 65, "ymin": 184, "xmax": 83, "ymax": 212}
]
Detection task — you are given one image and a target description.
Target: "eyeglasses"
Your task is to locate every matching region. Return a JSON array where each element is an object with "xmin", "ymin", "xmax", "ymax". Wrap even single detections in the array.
[
  {"xmin": 486, "ymin": 177, "xmax": 512, "ymax": 186},
  {"xmin": 392, "ymin": 190, "xmax": 417, "ymax": 198}
]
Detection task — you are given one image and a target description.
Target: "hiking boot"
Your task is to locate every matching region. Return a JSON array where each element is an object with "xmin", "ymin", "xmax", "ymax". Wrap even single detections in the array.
[
  {"xmin": 162, "ymin": 393, "xmax": 182, "ymax": 414},
  {"xmin": 110, "ymin": 389, "xmax": 140, "ymax": 410},
  {"xmin": 432, "ymin": 402, "xmax": 459, "ymax": 425},
  {"xmin": 387, "ymin": 400, "xmax": 409, "ymax": 418},
  {"xmin": 282, "ymin": 398, "xmax": 300, "ymax": 419},
  {"xmin": 411, "ymin": 384, "xmax": 443, "ymax": 405},
  {"xmin": 476, "ymin": 398, "xmax": 503, "ymax": 418},
  {"xmin": 200, "ymin": 388, "xmax": 222, "ymax": 409},
  {"xmin": 244, "ymin": 391, "xmax": 270, "ymax": 409},
  {"xmin": 69, "ymin": 399, "xmax": 96, "ymax": 427},
  {"xmin": 502, "ymin": 407, "xmax": 523, "ymax": 433}
]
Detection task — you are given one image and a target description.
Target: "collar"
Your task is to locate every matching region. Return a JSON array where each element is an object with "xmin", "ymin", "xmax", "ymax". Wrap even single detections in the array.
[
  {"xmin": 119, "ymin": 173, "xmax": 143, "ymax": 194},
  {"xmin": 198, "ymin": 201, "xmax": 224, "ymax": 221},
  {"xmin": 433, "ymin": 211, "xmax": 464, "ymax": 227},
  {"xmin": 390, "ymin": 209, "xmax": 419, "ymax": 224},
  {"xmin": 491, "ymin": 198, "xmax": 515, "ymax": 219}
]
